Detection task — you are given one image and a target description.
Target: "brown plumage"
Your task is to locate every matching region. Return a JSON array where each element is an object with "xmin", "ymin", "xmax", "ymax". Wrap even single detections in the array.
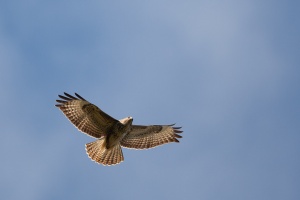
[{"xmin": 55, "ymin": 92, "xmax": 183, "ymax": 166}]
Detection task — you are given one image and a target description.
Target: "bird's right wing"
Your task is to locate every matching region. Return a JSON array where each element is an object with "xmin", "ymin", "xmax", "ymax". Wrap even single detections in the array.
[{"xmin": 55, "ymin": 92, "xmax": 118, "ymax": 138}]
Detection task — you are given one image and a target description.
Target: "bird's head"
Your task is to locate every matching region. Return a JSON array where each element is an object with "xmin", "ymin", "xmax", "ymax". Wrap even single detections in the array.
[
  {"xmin": 119, "ymin": 116, "xmax": 133, "ymax": 133},
  {"xmin": 119, "ymin": 116, "xmax": 133, "ymax": 126},
  {"xmin": 124, "ymin": 116, "xmax": 133, "ymax": 126}
]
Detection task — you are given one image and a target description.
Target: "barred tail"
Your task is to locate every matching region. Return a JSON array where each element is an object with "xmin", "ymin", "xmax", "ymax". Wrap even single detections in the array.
[{"xmin": 85, "ymin": 139, "xmax": 124, "ymax": 166}]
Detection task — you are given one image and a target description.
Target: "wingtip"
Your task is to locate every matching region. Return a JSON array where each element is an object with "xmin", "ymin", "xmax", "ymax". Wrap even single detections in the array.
[
  {"xmin": 170, "ymin": 124, "xmax": 182, "ymax": 129},
  {"xmin": 63, "ymin": 92, "xmax": 78, "ymax": 100},
  {"xmin": 56, "ymin": 99, "xmax": 67, "ymax": 103},
  {"xmin": 172, "ymin": 125, "xmax": 183, "ymax": 134},
  {"xmin": 174, "ymin": 133, "xmax": 182, "ymax": 138},
  {"xmin": 173, "ymin": 126, "xmax": 182, "ymax": 129},
  {"xmin": 75, "ymin": 93, "xmax": 86, "ymax": 101},
  {"xmin": 174, "ymin": 138, "xmax": 180, "ymax": 143},
  {"xmin": 174, "ymin": 130, "xmax": 183, "ymax": 133}
]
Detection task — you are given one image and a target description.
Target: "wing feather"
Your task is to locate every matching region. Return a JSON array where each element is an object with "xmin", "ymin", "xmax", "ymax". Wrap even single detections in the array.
[
  {"xmin": 120, "ymin": 124, "xmax": 183, "ymax": 149},
  {"xmin": 56, "ymin": 93, "xmax": 118, "ymax": 138}
]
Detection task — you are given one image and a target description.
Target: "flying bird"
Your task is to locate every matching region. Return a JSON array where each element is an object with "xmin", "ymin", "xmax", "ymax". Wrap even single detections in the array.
[{"xmin": 55, "ymin": 92, "xmax": 183, "ymax": 166}]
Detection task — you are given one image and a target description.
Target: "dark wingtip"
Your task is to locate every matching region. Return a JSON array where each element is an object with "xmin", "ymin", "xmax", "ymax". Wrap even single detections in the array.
[
  {"xmin": 172, "ymin": 125, "xmax": 183, "ymax": 134},
  {"xmin": 174, "ymin": 133, "xmax": 182, "ymax": 138},
  {"xmin": 173, "ymin": 126, "xmax": 182, "ymax": 129},
  {"xmin": 56, "ymin": 92, "xmax": 86, "ymax": 108},
  {"xmin": 174, "ymin": 130, "xmax": 183, "ymax": 133},
  {"xmin": 58, "ymin": 94, "xmax": 72, "ymax": 101},
  {"xmin": 174, "ymin": 138, "xmax": 180, "ymax": 143},
  {"xmin": 56, "ymin": 100, "xmax": 66, "ymax": 103},
  {"xmin": 75, "ymin": 93, "xmax": 86, "ymax": 101},
  {"xmin": 65, "ymin": 92, "xmax": 79, "ymax": 100}
]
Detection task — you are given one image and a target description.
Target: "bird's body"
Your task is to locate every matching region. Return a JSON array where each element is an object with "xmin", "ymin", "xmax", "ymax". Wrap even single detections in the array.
[
  {"xmin": 105, "ymin": 117, "xmax": 132, "ymax": 149},
  {"xmin": 55, "ymin": 92, "xmax": 183, "ymax": 166}
]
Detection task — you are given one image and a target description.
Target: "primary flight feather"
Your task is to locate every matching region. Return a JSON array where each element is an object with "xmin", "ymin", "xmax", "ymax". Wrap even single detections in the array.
[{"xmin": 55, "ymin": 92, "xmax": 183, "ymax": 166}]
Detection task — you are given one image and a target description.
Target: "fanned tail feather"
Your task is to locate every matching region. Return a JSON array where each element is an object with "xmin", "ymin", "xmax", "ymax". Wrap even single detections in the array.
[{"xmin": 85, "ymin": 139, "xmax": 124, "ymax": 166}]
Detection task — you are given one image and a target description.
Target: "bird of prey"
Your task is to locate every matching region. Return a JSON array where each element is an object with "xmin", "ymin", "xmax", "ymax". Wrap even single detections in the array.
[{"xmin": 55, "ymin": 92, "xmax": 183, "ymax": 166}]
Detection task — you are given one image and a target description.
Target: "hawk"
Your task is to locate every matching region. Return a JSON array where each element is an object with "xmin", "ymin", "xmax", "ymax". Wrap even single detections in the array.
[{"xmin": 55, "ymin": 93, "xmax": 183, "ymax": 166}]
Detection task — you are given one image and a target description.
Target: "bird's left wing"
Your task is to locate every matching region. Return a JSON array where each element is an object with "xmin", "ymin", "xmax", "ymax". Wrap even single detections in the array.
[{"xmin": 120, "ymin": 124, "xmax": 183, "ymax": 149}]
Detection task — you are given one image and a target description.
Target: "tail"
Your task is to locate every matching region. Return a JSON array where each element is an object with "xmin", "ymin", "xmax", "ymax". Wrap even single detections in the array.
[{"xmin": 85, "ymin": 138, "xmax": 124, "ymax": 166}]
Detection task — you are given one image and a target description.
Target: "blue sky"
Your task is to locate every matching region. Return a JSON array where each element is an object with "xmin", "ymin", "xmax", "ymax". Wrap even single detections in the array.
[{"xmin": 0, "ymin": 0, "xmax": 299, "ymax": 199}]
